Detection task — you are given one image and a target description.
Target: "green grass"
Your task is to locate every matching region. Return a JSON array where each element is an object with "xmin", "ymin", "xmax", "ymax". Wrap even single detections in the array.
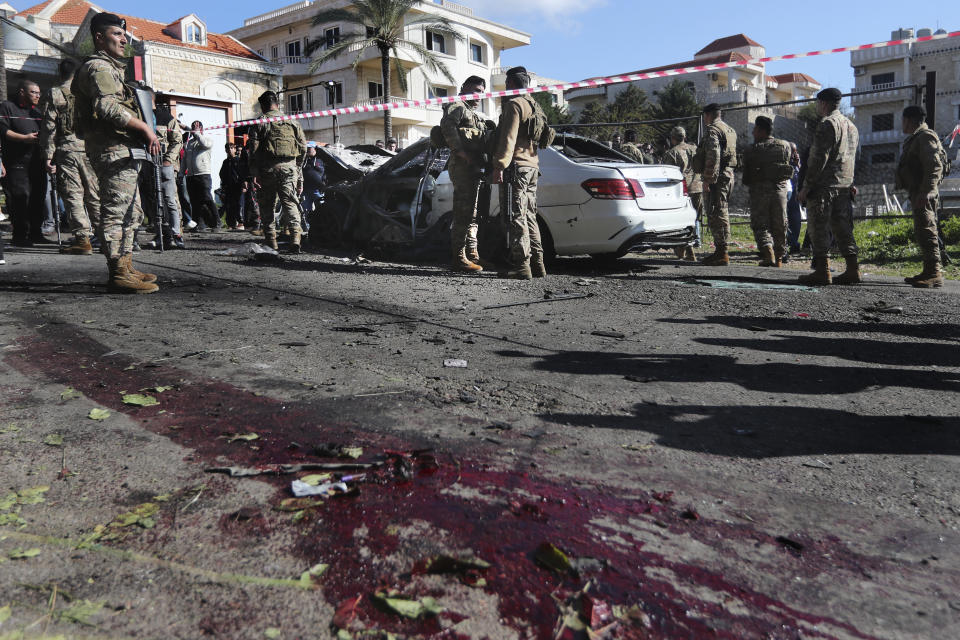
[{"xmin": 719, "ymin": 217, "xmax": 960, "ymax": 280}]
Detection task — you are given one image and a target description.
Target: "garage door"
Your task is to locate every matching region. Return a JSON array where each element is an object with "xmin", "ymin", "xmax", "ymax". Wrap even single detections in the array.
[{"xmin": 175, "ymin": 103, "xmax": 229, "ymax": 197}]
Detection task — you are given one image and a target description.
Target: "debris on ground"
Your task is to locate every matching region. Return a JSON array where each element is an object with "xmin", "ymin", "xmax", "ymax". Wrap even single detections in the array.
[
  {"xmin": 291, "ymin": 479, "xmax": 349, "ymax": 498},
  {"xmin": 372, "ymin": 593, "xmax": 443, "ymax": 619},
  {"xmin": 865, "ymin": 302, "xmax": 904, "ymax": 314},
  {"xmin": 87, "ymin": 408, "xmax": 110, "ymax": 421},
  {"xmin": 801, "ymin": 459, "xmax": 831, "ymax": 470},
  {"xmin": 212, "ymin": 243, "xmax": 279, "ymax": 257},
  {"xmin": 483, "ymin": 293, "xmax": 592, "ymax": 310},
  {"xmin": 682, "ymin": 278, "xmax": 818, "ymax": 292},
  {"xmin": 535, "ymin": 542, "xmax": 574, "ymax": 575},
  {"xmin": 205, "ymin": 462, "xmax": 379, "ymax": 477},
  {"xmin": 121, "ymin": 393, "xmax": 159, "ymax": 407},
  {"xmin": 573, "ymin": 279, "xmax": 600, "ymax": 286},
  {"xmin": 443, "ymin": 359, "xmax": 468, "ymax": 368},
  {"xmin": 314, "ymin": 443, "xmax": 363, "ymax": 459},
  {"xmin": 591, "ymin": 330, "xmax": 626, "ymax": 339}
]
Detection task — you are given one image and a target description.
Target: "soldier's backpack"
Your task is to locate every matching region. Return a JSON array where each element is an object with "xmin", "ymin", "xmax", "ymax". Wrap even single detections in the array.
[
  {"xmin": 53, "ymin": 87, "xmax": 78, "ymax": 139},
  {"xmin": 262, "ymin": 120, "xmax": 303, "ymax": 160},
  {"xmin": 520, "ymin": 95, "xmax": 556, "ymax": 149}
]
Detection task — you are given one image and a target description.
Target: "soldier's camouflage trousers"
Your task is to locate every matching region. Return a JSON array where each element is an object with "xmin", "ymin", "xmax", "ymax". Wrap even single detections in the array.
[
  {"xmin": 704, "ymin": 170, "xmax": 733, "ymax": 248},
  {"xmin": 807, "ymin": 188, "xmax": 857, "ymax": 259},
  {"xmin": 911, "ymin": 192, "xmax": 941, "ymax": 263},
  {"xmin": 500, "ymin": 165, "xmax": 541, "ymax": 266},
  {"xmin": 257, "ymin": 163, "xmax": 301, "ymax": 235},
  {"xmin": 90, "ymin": 155, "xmax": 142, "ymax": 259},
  {"xmin": 56, "ymin": 149, "xmax": 100, "ymax": 240},
  {"xmin": 125, "ymin": 189, "xmax": 145, "ymax": 254},
  {"xmin": 748, "ymin": 185, "xmax": 788, "ymax": 254},
  {"xmin": 448, "ymin": 162, "xmax": 481, "ymax": 257}
]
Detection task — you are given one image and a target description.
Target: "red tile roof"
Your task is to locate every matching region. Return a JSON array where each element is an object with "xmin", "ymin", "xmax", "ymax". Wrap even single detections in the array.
[
  {"xmin": 17, "ymin": 0, "xmax": 263, "ymax": 61},
  {"xmin": 696, "ymin": 34, "xmax": 762, "ymax": 56},
  {"xmin": 771, "ymin": 72, "xmax": 821, "ymax": 86}
]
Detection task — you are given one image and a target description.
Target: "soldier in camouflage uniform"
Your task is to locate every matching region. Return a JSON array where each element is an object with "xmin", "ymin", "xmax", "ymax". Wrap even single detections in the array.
[
  {"xmin": 693, "ymin": 104, "xmax": 737, "ymax": 265},
  {"xmin": 246, "ymin": 91, "xmax": 307, "ymax": 254},
  {"xmin": 441, "ymin": 75, "xmax": 489, "ymax": 272},
  {"xmin": 619, "ymin": 130, "xmax": 647, "ymax": 164},
  {"xmin": 492, "ymin": 67, "xmax": 555, "ymax": 280},
  {"xmin": 897, "ymin": 105, "xmax": 948, "ymax": 288},
  {"xmin": 662, "ymin": 126, "xmax": 700, "ymax": 261},
  {"xmin": 72, "ymin": 13, "xmax": 161, "ymax": 294},
  {"xmin": 741, "ymin": 116, "xmax": 794, "ymax": 267},
  {"xmin": 40, "ymin": 58, "xmax": 100, "ymax": 255},
  {"xmin": 798, "ymin": 88, "xmax": 860, "ymax": 286}
]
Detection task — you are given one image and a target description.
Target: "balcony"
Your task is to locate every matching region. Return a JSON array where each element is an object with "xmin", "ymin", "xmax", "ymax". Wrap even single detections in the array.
[
  {"xmin": 243, "ymin": 0, "xmax": 312, "ymax": 27},
  {"xmin": 701, "ymin": 85, "xmax": 766, "ymax": 106},
  {"xmin": 342, "ymin": 41, "xmax": 422, "ymax": 71},
  {"xmin": 859, "ymin": 129, "xmax": 904, "ymax": 146},
  {"xmin": 849, "ymin": 81, "xmax": 915, "ymax": 106},
  {"xmin": 274, "ymin": 56, "xmax": 312, "ymax": 78},
  {"xmin": 850, "ymin": 43, "xmax": 911, "ymax": 66},
  {"xmin": 565, "ymin": 86, "xmax": 608, "ymax": 103}
]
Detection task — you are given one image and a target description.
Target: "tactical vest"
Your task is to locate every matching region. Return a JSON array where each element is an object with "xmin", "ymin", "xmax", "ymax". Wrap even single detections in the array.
[
  {"xmin": 54, "ymin": 86, "xmax": 77, "ymax": 140},
  {"xmin": 261, "ymin": 120, "xmax": 303, "ymax": 160},
  {"xmin": 897, "ymin": 127, "xmax": 950, "ymax": 192},
  {"xmin": 715, "ymin": 120, "xmax": 738, "ymax": 169},
  {"xmin": 518, "ymin": 94, "xmax": 556, "ymax": 149},
  {"xmin": 746, "ymin": 137, "xmax": 794, "ymax": 185},
  {"xmin": 72, "ymin": 56, "xmax": 142, "ymax": 143}
]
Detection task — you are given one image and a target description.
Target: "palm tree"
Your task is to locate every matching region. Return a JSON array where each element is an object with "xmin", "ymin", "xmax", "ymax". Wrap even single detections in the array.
[{"xmin": 308, "ymin": 0, "xmax": 462, "ymax": 143}]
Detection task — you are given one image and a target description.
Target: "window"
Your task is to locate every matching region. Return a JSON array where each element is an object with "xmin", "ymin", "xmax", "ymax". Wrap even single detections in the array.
[
  {"xmin": 305, "ymin": 90, "xmax": 313, "ymax": 111},
  {"xmin": 325, "ymin": 82, "xmax": 343, "ymax": 106},
  {"xmin": 470, "ymin": 42, "xmax": 483, "ymax": 64},
  {"xmin": 185, "ymin": 23, "xmax": 202, "ymax": 44},
  {"xmin": 257, "ymin": 49, "xmax": 264, "ymax": 58},
  {"xmin": 324, "ymin": 27, "xmax": 341, "ymax": 49},
  {"xmin": 368, "ymin": 81, "xmax": 383, "ymax": 100},
  {"xmin": 871, "ymin": 72, "xmax": 895, "ymax": 86},
  {"xmin": 872, "ymin": 113, "xmax": 894, "ymax": 132},
  {"xmin": 286, "ymin": 40, "xmax": 301, "ymax": 58},
  {"xmin": 426, "ymin": 31, "xmax": 446, "ymax": 54},
  {"xmin": 872, "ymin": 152, "xmax": 895, "ymax": 164},
  {"xmin": 288, "ymin": 93, "xmax": 304, "ymax": 113},
  {"xmin": 270, "ymin": 45, "xmax": 279, "ymax": 61},
  {"xmin": 366, "ymin": 26, "xmax": 377, "ymax": 38},
  {"xmin": 428, "ymin": 86, "xmax": 449, "ymax": 99}
]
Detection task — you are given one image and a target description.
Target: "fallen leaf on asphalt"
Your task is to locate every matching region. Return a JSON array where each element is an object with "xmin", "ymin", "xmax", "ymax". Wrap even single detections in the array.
[
  {"xmin": 43, "ymin": 434, "xmax": 64, "ymax": 447},
  {"xmin": 332, "ymin": 595, "xmax": 363, "ymax": 629},
  {"xmin": 340, "ymin": 447, "xmax": 363, "ymax": 460},
  {"xmin": 226, "ymin": 433, "xmax": 260, "ymax": 443},
  {"xmin": 534, "ymin": 542, "xmax": 573, "ymax": 574},
  {"xmin": 122, "ymin": 393, "xmax": 159, "ymax": 407},
  {"xmin": 57, "ymin": 599, "xmax": 105, "ymax": 626},
  {"xmin": 8, "ymin": 548, "xmax": 41, "ymax": 559},
  {"xmin": 373, "ymin": 594, "xmax": 442, "ymax": 619},
  {"xmin": 0, "ymin": 605, "xmax": 10, "ymax": 623},
  {"xmin": 299, "ymin": 563, "xmax": 329, "ymax": 588},
  {"xmin": 264, "ymin": 628, "xmax": 282, "ymax": 639},
  {"xmin": 60, "ymin": 388, "xmax": 82, "ymax": 400},
  {"xmin": 16, "ymin": 486, "xmax": 50, "ymax": 505},
  {"xmin": 88, "ymin": 408, "xmax": 110, "ymax": 421}
]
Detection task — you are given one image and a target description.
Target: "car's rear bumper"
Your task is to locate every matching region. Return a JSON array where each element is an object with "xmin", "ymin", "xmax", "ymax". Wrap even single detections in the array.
[{"xmin": 617, "ymin": 226, "xmax": 698, "ymax": 253}]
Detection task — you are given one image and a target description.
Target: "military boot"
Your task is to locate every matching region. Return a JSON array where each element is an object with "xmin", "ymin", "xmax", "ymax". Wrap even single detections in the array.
[
  {"xmin": 683, "ymin": 246, "xmax": 696, "ymax": 261},
  {"xmin": 122, "ymin": 254, "xmax": 157, "ymax": 283},
  {"xmin": 289, "ymin": 230, "xmax": 302, "ymax": 255},
  {"xmin": 701, "ymin": 247, "xmax": 729, "ymax": 266},
  {"xmin": 832, "ymin": 255, "xmax": 862, "ymax": 285},
  {"xmin": 466, "ymin": 247, "xmax": 482, "ymax": 265},
  {"xmin": 531, "ymin": 253, "xmax": 547, "ymax": 278},
  {"xmin": 498, "ymin": 264, "xmax": 533, "ymax": 280},
  {"xmin": 452, "ymin": 249, "xmax": 482, "ymax": 272},
  {"xmin": 758, "ymin": 245, "xmax": 777, "ymax": 267},
  {"xmin": 60, "ymin": 236, "xmax": 93, "ymax": 255},
  {"xmin": 910, "ymin": 260, "xmax": 944, "ymax": 289},
  {"xmin": 798, "ymin": 257, "xmax": 832, "ymax": 286},
  {"xmin": 264, "ymin": 231, "xmax": 279, "ymax": 251},
  {"xmin": 107, "ymin": 258, "xmax": 159, "ymax": 294},
  {"xmin": 774, "ymin": 249, "xmax": 785, "ymax": 268}
]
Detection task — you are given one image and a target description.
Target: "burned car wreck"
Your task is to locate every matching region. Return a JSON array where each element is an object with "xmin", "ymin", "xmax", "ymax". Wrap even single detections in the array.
[{"xmin": 308, "ymin": 135, "xmax": 698, "ymax": 263}]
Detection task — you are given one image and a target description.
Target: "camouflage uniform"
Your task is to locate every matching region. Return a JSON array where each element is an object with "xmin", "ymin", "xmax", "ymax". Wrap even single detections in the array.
[
  {"xmin": 663, "ymin": 140, "xmax": 703, "ymax": 216},
  {"xmin": 620, "ymin": 142, "xmax": 646, "ymax": 164},
  {"xmin": 742, "ymin": 136, "xmax": 793, "ymax": 256},
  {"xmin": 493, "ymin": 95, "xmax": 552, "ymax": 274},
  {"xmin": 156, "ymin": 116, "xmax": 184, "ymax": 236},
  {"xmin": 247, "ymin": 109, "xmax": 307, "ymax": 245},
  {"xmin": 441, "ymin": 99, "xmax": 486, "ymax": 262},
  {"xmin": 804, "ymin": 109, "xmax": 859, "ymax": 259},
  {"xmin": 39, "ymin": 79, "xmax": 100, "ymax": 242},
  {"xmin": 896, "ymin": 122, "xmax": 945, "ymax": 264},
  {"xmin": 72, "ymin": 51, "xmax": 146, "ymax": 260},
  {"xmin": 694, "ymin": 118, "xmax": 738, "ymax": 249}
]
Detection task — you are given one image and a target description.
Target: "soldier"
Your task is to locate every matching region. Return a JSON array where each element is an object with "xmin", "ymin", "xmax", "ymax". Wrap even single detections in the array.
[
  {"xmin": 619, "ymin": 130, "xmax": 646, "ymax": 164},
  {"xmin": 40, "ymin": 58, "xmax": 100, "ymax": 255},
  {"xmin": 246, "ymin": 90, "xmax": 307, "ymax": 253},
  {"xmin": 897, "ymin": 105, "xmax": 948, "ymax": 288},
  {"xmin": 440, "ymin": 75, "xmax": 489, "ymax": 272},
  {"xmin": 662, "ymin": 126, "xmax": 700, "ymax": 261},
  {"xmin": 798, "ymin": 88, "xmax": 860, "ymax": 285},
  {"xmin": 741, "ymin": 116, "xmax": 793, "ymax": 267},
  {"xmin": 72, "ymin": 12, "xmax": 161, "ymax": 294},
  {"xmin": 491, "ymin": 66, "xmax": 555, "ymax": 279},
  {"xmin": 693, "ymin": 103, "xmax": 738, "ymax": 265}
]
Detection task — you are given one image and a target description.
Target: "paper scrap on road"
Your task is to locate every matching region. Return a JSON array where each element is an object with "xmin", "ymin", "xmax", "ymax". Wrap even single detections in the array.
[
  {"xmin": 212, "ymin": 243, "xmax": 279, "ymax": 257},
  {"xmin": 291, "ymin": 479, "xmax": 349, "ymax": 498}
]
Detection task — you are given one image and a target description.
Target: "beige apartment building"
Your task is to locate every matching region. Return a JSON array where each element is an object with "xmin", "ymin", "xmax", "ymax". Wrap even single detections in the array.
[
  {"xmin": 228, "ymin": 0, "xmax": 552, "ymax": 147},
  {"xmin": 565, "ymin": 34, "xmax": 821, "ymax": 137},
  {"xmin": 850, "ymin": 27, "xmax": 959, "ymax": 168}
]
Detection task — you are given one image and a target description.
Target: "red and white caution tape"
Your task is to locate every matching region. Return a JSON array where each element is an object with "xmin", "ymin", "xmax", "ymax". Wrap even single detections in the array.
[
  {"xmin": 949, "ymin": 124, "xmax": 960, "ymax": 147},
  {"xmin": 203, "ymin": 29, "xmax": 958, "ymax": 131}
]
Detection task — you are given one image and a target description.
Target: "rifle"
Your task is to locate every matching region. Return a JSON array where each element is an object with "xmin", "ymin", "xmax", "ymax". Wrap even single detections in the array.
[
  {"xmin": 133, "ymin": 87, "xmax": 166, "ymax": 253},
  {"xmin": 48, "ymin": 174, "xmax": 61, "ymax": 247}
]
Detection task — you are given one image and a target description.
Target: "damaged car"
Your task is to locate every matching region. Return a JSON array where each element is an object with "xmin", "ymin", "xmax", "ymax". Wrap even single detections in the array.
[{"xmin": 308, "ymin": 134, "xmax": 698, "ymax": 262}]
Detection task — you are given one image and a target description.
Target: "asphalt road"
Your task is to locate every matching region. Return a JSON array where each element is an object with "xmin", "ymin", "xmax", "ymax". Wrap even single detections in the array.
[{"xmin": 1, "ymin": 232, "xmax": 958, "ymax": 640}]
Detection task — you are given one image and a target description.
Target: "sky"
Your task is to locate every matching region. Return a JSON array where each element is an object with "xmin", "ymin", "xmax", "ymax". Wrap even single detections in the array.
[{"xmin": 45, "ymin": 0, "xmax": 959, "ymax": 93}]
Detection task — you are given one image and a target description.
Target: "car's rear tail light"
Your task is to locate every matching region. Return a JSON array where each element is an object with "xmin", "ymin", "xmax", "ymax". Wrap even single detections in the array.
[{"xmin": 582, "ymin": 178, "xmax": 645, "ymax": 200}]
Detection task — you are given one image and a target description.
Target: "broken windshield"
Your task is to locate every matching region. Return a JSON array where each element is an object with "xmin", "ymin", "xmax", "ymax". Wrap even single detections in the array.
[{"xmin": 551, "ymin": 134, "xmax": 634, "ymax": 163}]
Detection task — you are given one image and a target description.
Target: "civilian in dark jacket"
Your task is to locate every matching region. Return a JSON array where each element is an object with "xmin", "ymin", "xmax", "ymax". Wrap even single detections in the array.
[
  {"xmin": 301, "ymin": 146, "xmax": 325, "ymax": 230},
  {"xmin": 0, "ymin": 80, "xmax": 49, "ymax": 246},
  {"xmin": 219, "ymin": 142, "xmax": 247, "ymax": 230}
]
